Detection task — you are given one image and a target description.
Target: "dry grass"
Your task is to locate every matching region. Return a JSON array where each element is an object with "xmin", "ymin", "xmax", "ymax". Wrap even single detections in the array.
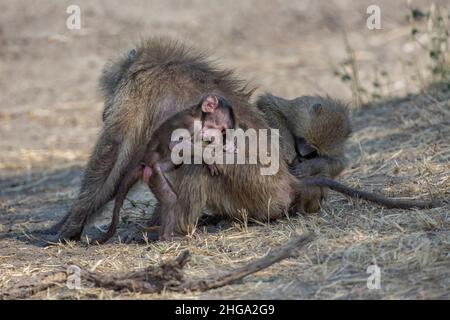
[
  {"xmin": 0, "ymin": 0, "xmax": 449, "ymax": 300},
  {"xmin": 1, "ymin": 88, "xmax": 449, "ymax": 300}
]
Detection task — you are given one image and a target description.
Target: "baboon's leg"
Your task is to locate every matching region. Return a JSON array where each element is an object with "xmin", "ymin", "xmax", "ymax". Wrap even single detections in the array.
[
  {"xmin": 147, "ymin": 209, "xmax": 162, "ymax": 227},
  {"xmin": 54, "ymin": 135, "xmax": 121, "ymax": 241},
  {"xmin": 157, "ymin": 159, "xmax": 178, "ymax": 172},
  {"xmin": 146, "ymin": 165, "xmax": 206, "ymax": 240},
  {"xmin": 147, "ymin": 163, "xmax": 178, "ymax": 205},
  {"xmin": 292, "ymin": 184, "xmax": 325, "ymax": 214},
  {"xmin": 146, "ymin": 163, "xmax": 179, "ymax": 240}
]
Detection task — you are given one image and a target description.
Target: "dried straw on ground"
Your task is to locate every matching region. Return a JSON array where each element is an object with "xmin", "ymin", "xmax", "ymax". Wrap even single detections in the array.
[{"xmin": 0, "ymin": 89, "xmax": 449, "ymax": 299}]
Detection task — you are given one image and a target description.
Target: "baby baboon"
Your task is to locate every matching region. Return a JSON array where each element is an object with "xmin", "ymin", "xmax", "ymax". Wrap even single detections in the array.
[
  {"xmin": 143, "ymin": 93, "xmax": 237, "ymax": 178},
  {"xmin": 303, "ymin": 176, "xmax": 441, "ymax": 209},
  {"xmin": 97, "ymin": 94, "xmax": 237, "ymax": 243},
  {"xmin": 256, "ymin": 94, "xmax": 351, "ymax": 178},
  {"xmin": 49, "ymin": 38, "xmax": 327, "ymax": 242}
]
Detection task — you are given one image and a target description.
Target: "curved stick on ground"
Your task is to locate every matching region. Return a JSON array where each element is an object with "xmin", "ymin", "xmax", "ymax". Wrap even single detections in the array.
[
  {"xmin": 182, "ymin": 232, "xmax": 315, "ymax": 291},
  {"xmin": 0, "ymin": 233, "xmax": 314, "ymax": 299}
]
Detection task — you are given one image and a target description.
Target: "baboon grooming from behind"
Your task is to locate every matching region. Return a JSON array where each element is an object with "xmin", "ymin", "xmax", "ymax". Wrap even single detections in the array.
[
  {"xmin": 256, "ymin": 94, "xmax": 351, "ymax": 179},
  {"xmin": 49, "ymin": 38, "xmax": 327, "ymax": 242},
  {"xmin": 257, "ymin": 95, "xmax": 441, "ymax": 210}
]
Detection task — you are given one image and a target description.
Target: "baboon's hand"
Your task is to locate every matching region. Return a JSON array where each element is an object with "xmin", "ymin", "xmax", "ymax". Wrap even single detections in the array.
[
  {"xmin": 296, "ymin": 185, "xmax": 325, "ymax": 214},
  {"xmin": 207, "ymin": 164, "xmax": 221, "ymax": 176}
]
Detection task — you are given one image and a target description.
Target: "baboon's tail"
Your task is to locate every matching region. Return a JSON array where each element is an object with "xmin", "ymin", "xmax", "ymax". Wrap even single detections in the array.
[
  {"xmin": 302, "ymin": 176, "xmax": 441, "ymax": 209},
  {"xmin": 96, "ymin": 166, "xmax": 142, "ymax": 244}
]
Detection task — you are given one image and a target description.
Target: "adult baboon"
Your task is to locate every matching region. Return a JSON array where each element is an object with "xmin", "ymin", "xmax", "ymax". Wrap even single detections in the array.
[{"xmin": 50, "ymin": 38, "xmax": 332, "ymax": 242}]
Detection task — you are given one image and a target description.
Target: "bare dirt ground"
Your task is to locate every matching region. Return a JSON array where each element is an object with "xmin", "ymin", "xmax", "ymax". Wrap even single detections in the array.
[{"xmin": 0, "ymin": 0, "xmax": 449, "ymax": 299}]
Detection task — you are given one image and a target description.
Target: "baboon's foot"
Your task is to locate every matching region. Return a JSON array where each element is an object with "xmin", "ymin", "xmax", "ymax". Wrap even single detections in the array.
[
  {"xmin": 31, "ymin": 230, "xmax": 81, "ymax": 247},
  {"xmin": 56, "ymin": 228, "xmax": 83, "ymax": 243}
]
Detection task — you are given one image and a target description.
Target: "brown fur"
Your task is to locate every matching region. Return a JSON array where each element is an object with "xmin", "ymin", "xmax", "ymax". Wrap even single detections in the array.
[
  {"xmin": 97, "ymin": 95, "xmax": 237, "ymax": 243},
  {"xmin": 255, "ymin": 95, "xmax": 440, "ymax": 210},
  {"xmin": 256, "ymin": 94, "xmax": 351, "ymax": 178},
  {"xmin": 51, "ymin": 38, "xmax": 320, "ymax": 242}
]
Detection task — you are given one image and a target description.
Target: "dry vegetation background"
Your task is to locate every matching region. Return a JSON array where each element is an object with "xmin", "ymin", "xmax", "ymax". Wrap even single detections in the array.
[{"xmin": 0, "ymin": 0, "xmax": 449, "ymax": 299}]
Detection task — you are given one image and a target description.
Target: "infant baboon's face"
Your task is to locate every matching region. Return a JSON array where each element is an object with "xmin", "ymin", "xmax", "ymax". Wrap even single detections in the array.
[{"xmin": 200, "ymin": 95, "xmax": 235, "ymax": 143}]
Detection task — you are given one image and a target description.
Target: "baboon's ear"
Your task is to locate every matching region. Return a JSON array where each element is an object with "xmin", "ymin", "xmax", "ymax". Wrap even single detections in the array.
[
  {"xmin": 201, "ymin": 95, "xmax": 219, "ymax": 113},
  {"xmin": 310, "ymin": 103, "xmax": 322, "ymax": 115},
  {"xmin": 128, "ymin": 49, "xmax": 137, "ymax": 60}
]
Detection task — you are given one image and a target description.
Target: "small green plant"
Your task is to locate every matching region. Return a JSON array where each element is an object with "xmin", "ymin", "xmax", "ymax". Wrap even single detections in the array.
[
  {"xmin": 335, "ymin": 3, "xmax": 450, "ymax": 107},
  {"xmin": 333, "ymin": 37, "xmax": 392, "ymax": 107},
  {"xmin": 407, "ymin": 4, "xmax": 450, "ymax": 85},
  {"xmin": 333, "ymin": 34, "xmax": 367, "ymax": 108}
]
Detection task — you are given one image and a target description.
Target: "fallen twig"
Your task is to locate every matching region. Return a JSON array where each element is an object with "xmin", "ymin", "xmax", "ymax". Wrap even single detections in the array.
[
  {"xmin": 181, "ymin": 232, "xmax": 315, "ymax": 291},
  {"xmin": 0, "ymin": 233, "xmax": 314, "ymax": 299}
]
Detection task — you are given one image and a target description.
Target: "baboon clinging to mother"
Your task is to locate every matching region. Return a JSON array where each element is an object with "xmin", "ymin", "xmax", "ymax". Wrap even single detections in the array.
[
  {"xmin": 98, "ymin": 94, "xmax": 238, "ymax": 243},
  {"xmin": 49, "ymin": 37, "xmax": 329, "ymax": 242}
]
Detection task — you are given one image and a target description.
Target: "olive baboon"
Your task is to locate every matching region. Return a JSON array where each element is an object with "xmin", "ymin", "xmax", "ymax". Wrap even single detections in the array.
[
  {"xmin": 256, "ymin": 94, "xmax": 351, "ymax": 179},
  {"xmin": 50, "ymin": 38, "xmax": 326, "ymax": 242}
]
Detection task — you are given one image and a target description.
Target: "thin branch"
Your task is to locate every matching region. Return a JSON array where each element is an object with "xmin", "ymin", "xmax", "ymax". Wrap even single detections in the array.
[
  {"xmin": 183, "ymin": 232, "xmax": 315, "ymax": 291},
  {"xmin": 0, "ymin": 233, "xmax": 314, "ymax": 299}
]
